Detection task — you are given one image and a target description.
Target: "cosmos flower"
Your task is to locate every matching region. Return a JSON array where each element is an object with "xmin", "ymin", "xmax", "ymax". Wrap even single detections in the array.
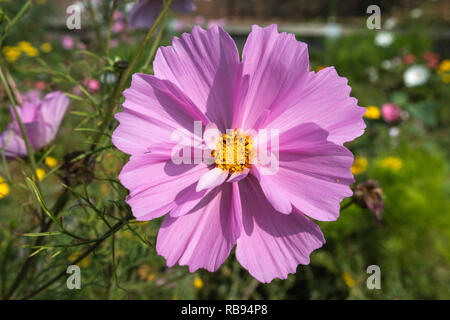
[
  {"xmin": 128, "ymin": 0, "xmax": 196, "ymax": 30},
  {"xmin": 403, "ymin": 65, "xmax": 429, "ymax": 87},
  {"xmin": 381, "ymin": 103, "xmax": 402, "ymax": 123},
  {"xmin": 112, "ymin": 25, "xmax": 366, "ymax": 282},
  {"xmin": 0, "ymin": 91, "xmax": 69, "ymax": 158}
]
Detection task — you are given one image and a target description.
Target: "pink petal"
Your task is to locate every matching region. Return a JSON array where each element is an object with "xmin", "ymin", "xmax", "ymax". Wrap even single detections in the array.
[
  {"xmin": 0, "ymin": 128, "xmax": 27, "ymax": 158},
  {"xmin": 119, "ymin": 153, "xmax": 209, "ymax": 220},
  {"xmin": 236, "ymin": 176, "xmax": 325, "ymax": 283},
  {"xmin": 112, "ymin": 74, "xmax": 208, "ymax": 155},
  {"xmin": 156, "ymin": 183, "xmax": 241, "ymax": 272},
  {"xmin": 234, "ymin": 24, "xmax": 309, "ymax": 130},
  {"xmin": 227, "ymin": 168, "xmax": 249, "ymax": 183},
  {"xmin": 255, "ymin": 123, "xmax": 354, "ymax": 221},
  {"xmin": 153, "ymin": 26, "xmax": 241, "ymax": 131},
  {"xmin": 196, "ymin": 167, "xmax": 228, "ymax": 192},
  {"xmin": 252, "ymin": 167, "xmax": 292, "ymax": 214},
  {"xmin": 265, "ymin": 67, "xmax": 366, "ymax": 145}
]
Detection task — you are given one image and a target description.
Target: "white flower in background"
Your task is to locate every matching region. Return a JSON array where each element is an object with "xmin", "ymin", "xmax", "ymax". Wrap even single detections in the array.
[
  {"xmin": 124, "ymin": 2, "xmax": 135, "ymax": 13},
  {"xmin": 381, "ymin": 60, "xmax": 393, "ymax": 70},
  {"xmin": 389, "ymin": 127, "xmax": 400, "ymax": 138},
  {"xmin": 403, "ymin": 65, "xmax": 430, "ymax": 87},
  {"xmin": 325, "ymin": 23, "xmax": 342, "ymax": 39},
  {"xmin": 99, "ymin": 72, "xmax": 117, "ymax": 84},
  {"xmin": 384, "ymin": 17, "xmax": 397, "ymax": 30},
  {"xmin": 367, "ymin": 66, "xmax": 379, "ymax": 83},
  {"xmin": 374, "ymin": 32, "xmax": 394, "ymax": 47},
  {"xmin": 410, "ymin": 8, "xmax": 424, "ymax": 19}
]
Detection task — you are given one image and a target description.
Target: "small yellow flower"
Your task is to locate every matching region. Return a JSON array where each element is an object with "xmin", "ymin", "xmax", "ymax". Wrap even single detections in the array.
[
  {"xmin": 68, "ymin": 251, "xmax": 91, "ymax": 267},
  {"xmin": 17, "ymin": 41, "xmax": 32, "ymax": 50},
  {"xmin": 101, "ymin": 184, "xmax": 109, "ymax": 195},
  {"xmin": 364, "ymin": 106, "xmax": 381, "ymax": 120},
  {"xmin": 45, "ymin": 156, "xmax": 58, "ymax": 168},
  {"xmin": 23, "ymin": 47, "xmax": 39, "ymax": 57},
  {"xmin": 342, "ymin": 272, "xmax": 356, "ymax": 288},
  {"xmin": 137, "ymin": 264, "xmax": 155, "ymax": 282},
  {"xmin": 17, "ymin": 41, "xmax": 39, "ymax": 57},
  {"xmin": 193, "ymin": 277, "xmax": 204, "ymax": 290},
  {"xmin": 351, "ymin": 157, "xmax": 368, "ymax": 175},
  {"xmin": 437, "ymin": 59, "xmax": 450, "ymax": 74},
  {"xmin": 36, "ymin": 168, "xmax": 46, "ymax": 181},
  {"xmin": 441, "ymin": 74, "xmax": 450, "ymax": 83},
  {"xmin": 2, "ymin": 46, "xmax": 21, "ymax": 63},
  {"xmin": 380, "ymin": 156, "xmax": 403, "ymax": 171},
  {"xmin": 315, "ymin": 65, "xmax": 327, "ymax": 72},
  {"xmin": 40, "ymin": 42, "xmax": 52, "ymax": 53},
  {"xmin": 0, "ymin": 176, "xmax": 10, "ymax": 199}
]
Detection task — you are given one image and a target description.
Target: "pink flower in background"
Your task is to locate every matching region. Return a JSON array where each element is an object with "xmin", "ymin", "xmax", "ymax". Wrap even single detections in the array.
[
  {"xmin": 76, "ymin": 42, "xmax": 87, "ymax": 50},
  {"xmin": 112, "ymin": 25, "xmax": 365, "ymax": 282},
  {"xmin": 113, "ymin": 11, "xmax": 123, "ymax": 21},
  {"xmin": 207, "ymin": 18, "xmax": 226, "ymax": 28},
  {"xmin": 423, "ymin": 51, "xmax": 440, "ymax": 69},
  {"xmin": 128, "ymin": 0, "xmax": 196, "ymax": 30},
  {"xmin": 34, "ymin": 81, "xmax": 46, "ymax": 90},
  {"xmin": 194, "ymin": 15, "xmax": 206, "ymax": 25},
  {"xmin": 381, "ymin": 103, "xmax": 402, "ymax": 123},
  {"xmin": 110, "ymin": 39, "xmax": 119, "ymax": 48},
  {"xmin": 113, "ymin": 21, "xmax": 125, "ymax": 33},
  {"xmin": 403, "ymin": 54, "xmax": 415, "ymax": 65},
  {"xmin": 61, "ymin": 35, "xmax": 75, "ymax": 50},
  {"xmin": 172, "ymin": 19, "xmax": 185, "ymax": 32},
  {"xmin": 82, "ymin": 79, "xmax": 101, "ymax": 93},
  {"xmin": 0, "ymin": 91, "xmax": 69, "ymax": 158}
]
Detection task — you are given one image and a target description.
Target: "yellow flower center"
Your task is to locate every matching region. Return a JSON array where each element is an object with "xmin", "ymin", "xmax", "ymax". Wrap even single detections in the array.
[{"xmin": 212, "ymin": 130, "xmax": 254, "ymax": 173}]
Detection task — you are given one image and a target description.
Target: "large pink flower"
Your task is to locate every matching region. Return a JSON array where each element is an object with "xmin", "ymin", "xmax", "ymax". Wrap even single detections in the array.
[
  {"xmin": 112, "ymin": 25, "xmax": 366, "ymax": 282},
  {"xmin": 0, "ymin": 91, "xmax": 69, "ymax": 158}
]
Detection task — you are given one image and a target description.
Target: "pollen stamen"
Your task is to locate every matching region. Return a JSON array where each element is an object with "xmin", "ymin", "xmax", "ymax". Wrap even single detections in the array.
[{"xmin": 212, "ymin": 130, "xmax": 254, "ymax": 173}]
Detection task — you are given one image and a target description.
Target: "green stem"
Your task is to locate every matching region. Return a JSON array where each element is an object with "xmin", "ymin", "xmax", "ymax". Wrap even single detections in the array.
[
  {"xmin": 105, "ymin": 0, "xmax": 119, "ymax": 57},
  {"xmin": 90, "ymin": 0, "xmax": 174, "ymax": 150},
  {"xmin": 22, "ymin": 219, "xmax": 127, "ymax": 300},
  {"xmin": 4, "ymin": 189, "xmax": 70, "ymax": 299},
  {"xmin": 86, "ymin": 0, "xmax": 104, "ymax": 52},
  {"xmin": 143, "ymin": 14, "xmax": 168, "ymax": 71}
]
